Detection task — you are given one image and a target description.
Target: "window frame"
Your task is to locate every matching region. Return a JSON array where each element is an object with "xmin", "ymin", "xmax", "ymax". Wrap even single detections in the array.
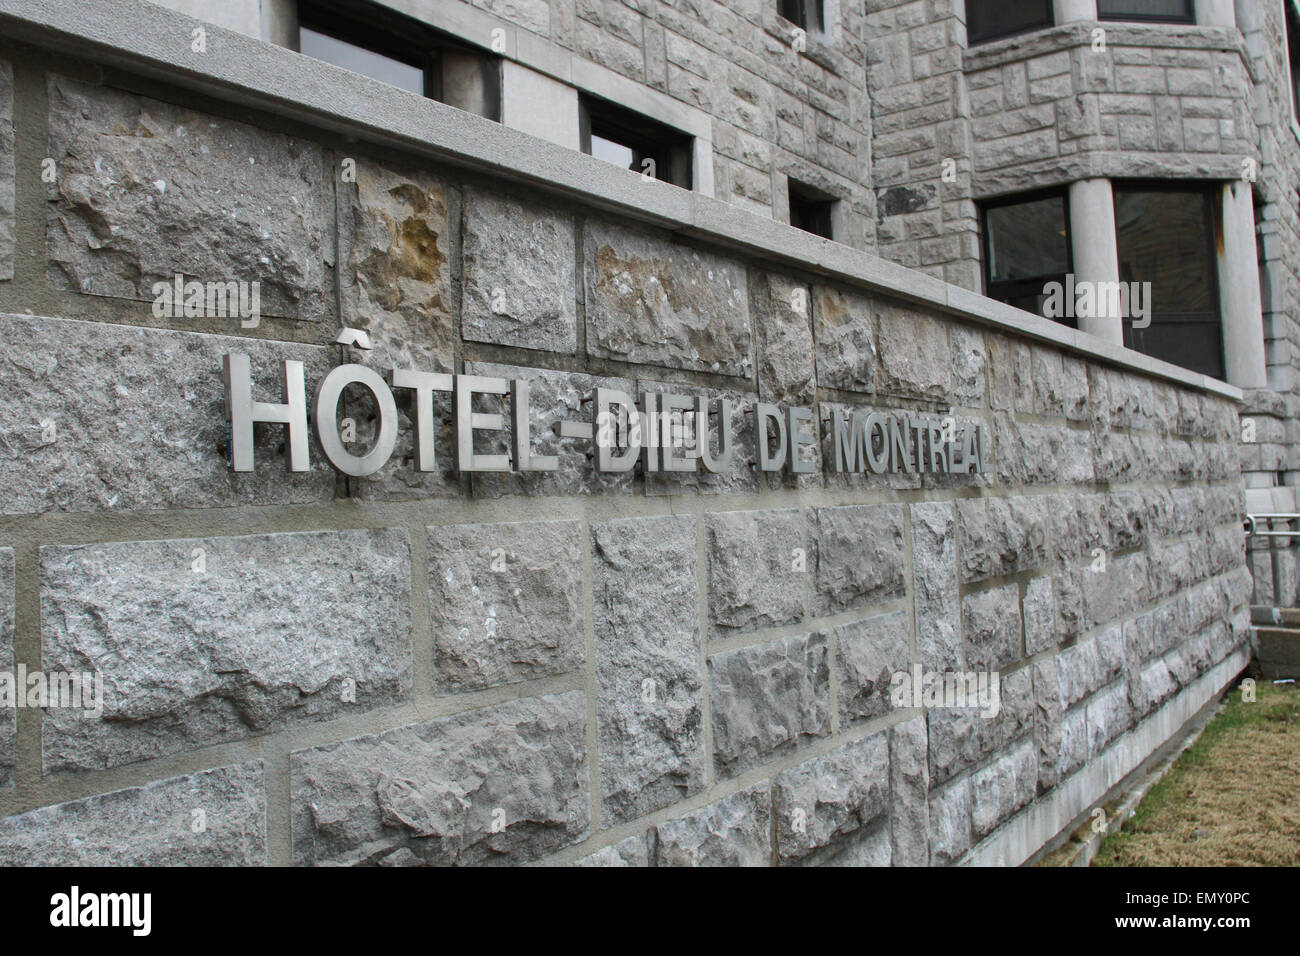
[
  {"xmin": 296, "ymin": 0, "xmax": 501, "ymax": 119},
  {"xmin": 1096, "ymin": 0, "xmax": 1196, "ymax": 24},
  {"xmin": 578, "ymin": 94, "xmax": 695, "ymax": 190},
  {"xmin": 965, "ymin": 0, "xmax": 1055, "ymax": 46},
  {"xmin": 786, "ymin": 178, "xmax": 838, "ymax": 240},
  {"xmin": 1285, "ymin": 0, "xmax": 1300, "ymax": 145},
  {"xmin": 778, "ymin": 0, "xmax": 826, "ymax": 34},
  {"xmin": 1111, "ymin": 180, "xmax": 1225, "ymax": 380},
  {"xmin": 979, "ymin": 187, "xmax": 1075, "ymax": 326}
]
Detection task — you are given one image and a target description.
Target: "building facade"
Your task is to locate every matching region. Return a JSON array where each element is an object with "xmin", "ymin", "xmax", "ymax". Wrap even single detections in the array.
[{"xmin": 0, "ymin": 0, "xmax": 1278, "ymax": 865}]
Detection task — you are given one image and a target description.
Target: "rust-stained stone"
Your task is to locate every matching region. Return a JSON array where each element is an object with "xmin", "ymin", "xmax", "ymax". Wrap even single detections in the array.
[
  {"xmin": 342, "ymin": 159, "xmax": 453, "ymax": 372},
  {"xmin": 813, "ymin": 285, "xmax": 876, "ymax": 394}
]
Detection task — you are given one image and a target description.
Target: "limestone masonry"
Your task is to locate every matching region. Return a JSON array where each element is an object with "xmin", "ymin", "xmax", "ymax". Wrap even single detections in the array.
[{"xmin": 0, "ymin": 0, "xmax": 1272, "ymax": 866}]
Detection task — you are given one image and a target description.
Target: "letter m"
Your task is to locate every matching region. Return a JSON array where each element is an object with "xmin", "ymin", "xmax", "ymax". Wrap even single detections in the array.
[{"xmin": 830, "ymin": 408, "xmax": 867, "ymax": 473}]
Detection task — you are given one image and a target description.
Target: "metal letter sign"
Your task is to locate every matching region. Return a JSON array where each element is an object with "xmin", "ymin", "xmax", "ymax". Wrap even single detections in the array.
[{"xmin": 221, "ymin": 354, "xmax": 990, "ymax": 480}]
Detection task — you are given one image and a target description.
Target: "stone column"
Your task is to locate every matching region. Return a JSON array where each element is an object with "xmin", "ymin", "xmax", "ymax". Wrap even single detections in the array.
[
  {"xmin": 1054, "ymin": 0, "xmax": 1098, "ymax": 23},
  {"xmin": 1220, "ymin": 180, "xmax": 1267, "ymax": 388},
  {"xmin": 1195, "ymin": 0, "xmax": 1237, "ymax": 28},
  {"xmin": 1069, "ymin": 178, "xmax": 1123, "ymax": 346}
]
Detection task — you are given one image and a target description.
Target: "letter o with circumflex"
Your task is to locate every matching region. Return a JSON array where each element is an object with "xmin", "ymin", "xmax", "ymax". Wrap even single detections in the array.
[{"xmin": 314, "ymin": 364, "xmax": 398, "ymax": 476}]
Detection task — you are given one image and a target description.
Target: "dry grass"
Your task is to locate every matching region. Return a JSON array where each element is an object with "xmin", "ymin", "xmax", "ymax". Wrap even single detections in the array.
[{"xmin": 1093, "ymin": 680, "xmax": 1300, "ymax": 866}]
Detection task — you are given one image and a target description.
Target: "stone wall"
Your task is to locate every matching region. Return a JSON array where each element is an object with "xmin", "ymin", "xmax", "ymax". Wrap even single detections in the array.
[
  {"xmin": 1238, "ymin": 0, "xmax": 1300, "ymax": 605},
  {"xmin": 0, "ymin": 4, "xmax": 1251, "ymax": 866}
]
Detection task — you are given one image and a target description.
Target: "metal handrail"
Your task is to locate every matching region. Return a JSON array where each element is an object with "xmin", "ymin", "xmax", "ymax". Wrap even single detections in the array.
[{"xmin": 1244, "ymin": 513, "xmax": 1299, "ymax": 607}]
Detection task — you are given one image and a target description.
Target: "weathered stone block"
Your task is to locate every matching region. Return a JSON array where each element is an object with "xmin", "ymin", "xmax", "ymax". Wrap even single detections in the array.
[
  {"xmin": 0, "ymin": 60, "xmax": 12, "ymax": 281},
  {"xmin": 837, "ymin": 610, "xmax": 910, "ymax": 725},
  {"xmin": 811, "ymin": 504, "xmax": 906, "ymax": 614},
  {"xmin": 574, "ymin": 832, "xmax": 653, "ymax": 867},
  {"xmin": 340, "ymin": 160, "xmax": 454, "ymax": 372},
  {"xmin": 462, "ymin": 187, "xmax": 576, "ymax": 353},
  {"xmin": 656, "ymin": 782, "xmax": 772, "ymax": 866},
  {"xmin": 710, "ymin": 632, "xmax": 831, "ymax": 777},
  {"xmin": 752, "ymin": 272, "xmax": 816, "ymax": 405},
  {"xmin": 912, "ymin": 501, "xmax": 960, "ymax": 670},
  {"xmin": 592, "ymin": 515, "xmax": 705, "ymax": 823},
  {"xmin": 41, "ymin": 529, "xmax": 412, "ymax": 772},
  {"xmin": 889, "ymin": 716, "xmax": 929, "ymax": 866},
  {"xmin": 0, "ymin": 314, "xmax": 336, "ymax": 515},
  {"xmin": 970, "ymin": 739, "xmax": 1036, "ymax": 840},
  {"xmin": 0, "ymin": 548, "xmax": 12, "ymax": 788},
  {"xmin": 928, "ymin": 776, "xmax": 971, "ymax": 865},
  {"xmin": 291, "ymin": 692, "xmax": 588, "ymax": 866},
  {"xmin": 962, "ymin": 584, "xmax": 1022, "ymax": 672},
  {"xmin": 1022, "ymin": 574, "xmax": 1057, "ymax": 656},
  {"xmin": 814, "ymin": 285, "xmax": 876, "ymax": 393},
  {"xmin": 584, "ymin": 220, "xmax": 752, "ymax": 377},
  {"xmin": 428, "ymin": 520, "xmax": 583, "ymax": 692},
  {"xmin": 0, "ymin": 762, "xmax": 266, "ymax": 865},
  {"xmin": 1058, "ymin": 704, "xmax": 1088, "ymax": 778},
  {"xmin": 875, "ymin": 303, "xmax": 951, "ymax": 400},
  {"xmin": 706, "ymin": 510, "xmax": 807, "ymax": 636},
  {"xmin": 47, "ymin": 77, "xmax": 328, "ymax": 319},
  {"xmin": 774, "ymin": 732, "xmax": 888, "ymax": 866},
  {"xmin": 951, "ymin": 325, "xmax": 986, "ymax": 406},
  {"xmin": 1032, "ymin": 658, "xmax": 1062, "ymax": 792}
]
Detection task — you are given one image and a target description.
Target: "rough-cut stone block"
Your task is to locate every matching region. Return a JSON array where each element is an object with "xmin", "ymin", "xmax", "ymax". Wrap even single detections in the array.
[
  {"xmin": 1023, "ymin": 574, "xmax": 1057, "ymax": 656},
  {"xmin": 837, "ymin": 610, "xmax": 910, "ymax": 725},
  {"xmin": 710, "ymin": 632, "xmax": 830, "ymax": 777},
  {"xmin": 970, "ymin": 739, "xmax": 1036, "ymax": 840},
  {"xmin": 0, "ymin": 548, "xmax": 12, "ymax": 788},
  {"xmin": 462, "ymin": 187, "xmax": 576, "ymax": 353},
  {"xmin": 962, "ymin": 584, "xmax": 1022, "ymax": 672},
  {"xmin": 1058, "ymin": 705, "xmax": 1088, "ymax": 778},
  {"xmin": 467, "ymin": 362, "xmax": 637, "ymax": 498},
  {"xmin": 41, "ymin": 529, "xmax": 412, "ymax": 772},
  {"xmin": 752, "ymin": 272, "xmax": 816, "ymax": 405},
  {"xmin": 912, "ymin": 501, "xmax": 961, "ymax": 670},
  {"xmin": 774, "ymin": 732, "xmax": 888, "ymax": 866},
  {"xmin": 0, "ymin": 61, "xmax": 12, "ymax": 281},
  {"xmin": 47, "ymin": 77, "xmax": 327, "ymax": 319},
  {"xmin": 0, "ymin": 314, "xmax": 336, "ymax": 515},
  {"xmin": 584, "ymin": 220, "xmax": 752, "ymax": 376},
  {"xmin": 291, "ymin": 692, "xmax": 588, "ymax": 866},
  {"xmin": 812, "ymin": 504, "xmax": 906, "ymax": 615},
  {"xmin": 0, "ymin": 762, "xmax": 266, "ymax": 865},
  {"xmin": 706, "ymin": 510, "xmax": 807, "ymax": 636},
  {"xmin": 428, "ymin": 520, "xmax": 583, "ymax": 693},
  {"xmin": 875, "ymin": 304, "xmax": 951, "ymax": 400},
  {"xmin": 574, "ymin": 832, "xmax": 653, "ymax": 867},
  {"xmin": 889, "ymin": 716, "xmax": 929, "ymax": 866},
  {"xmin": 928, "ymin": 776, "xmax": 972, "ymax": 865},
  {"xmin": 655, "ymin": 783, "xmax": 772, "ymax": 866},
  {"xmin": 592, "ymin": 515, "xmax": 704, "ymax": 824},
  {"xmin": 814, "ymin": 285, "xmax": 876, "ymax": 393},
  {"xmin": 341, "ymin": 159, "xmax": 454, "ymax": 372},
  {"xmin": 1031, "ymin": 658, "xmax": 1062, "ymax": 792},
  {"xmin": 951, "ymin": 325, "xmax": 986, "ymax": 406}
]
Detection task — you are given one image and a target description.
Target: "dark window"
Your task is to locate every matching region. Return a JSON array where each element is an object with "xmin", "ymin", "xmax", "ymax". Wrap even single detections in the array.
[
  {"xmin": 1097, "ymin": 0, "xmax": 1195, "ymax": 23},
  {"xmin": 579, "ymin": 96, "xmax": 694, "ymax": 189},
  {"xmin": 787, "ymin": 179, "xmax": 836, "ymax": 239},
  {"xmin": 981, "ymin": 190, "xmax": 1073, "ymax": 325},
  {"xmin": 966, "ymin": 0, "xmax": 1054, "ymax": 45},
  {"xmin": 1288, "ymin": 1, "xmax": 1300, "ymax": 121},
  {"xmin": 778, "ymin": 0, "xmax": 825, "ymax": 33},
  {"xmin": 297, "ymin": 0, "xmax": 501, "ymax": 119},
  {"xmin": 1114, "ymin": 185, "xmax": 1223, "ymax": 379}
]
